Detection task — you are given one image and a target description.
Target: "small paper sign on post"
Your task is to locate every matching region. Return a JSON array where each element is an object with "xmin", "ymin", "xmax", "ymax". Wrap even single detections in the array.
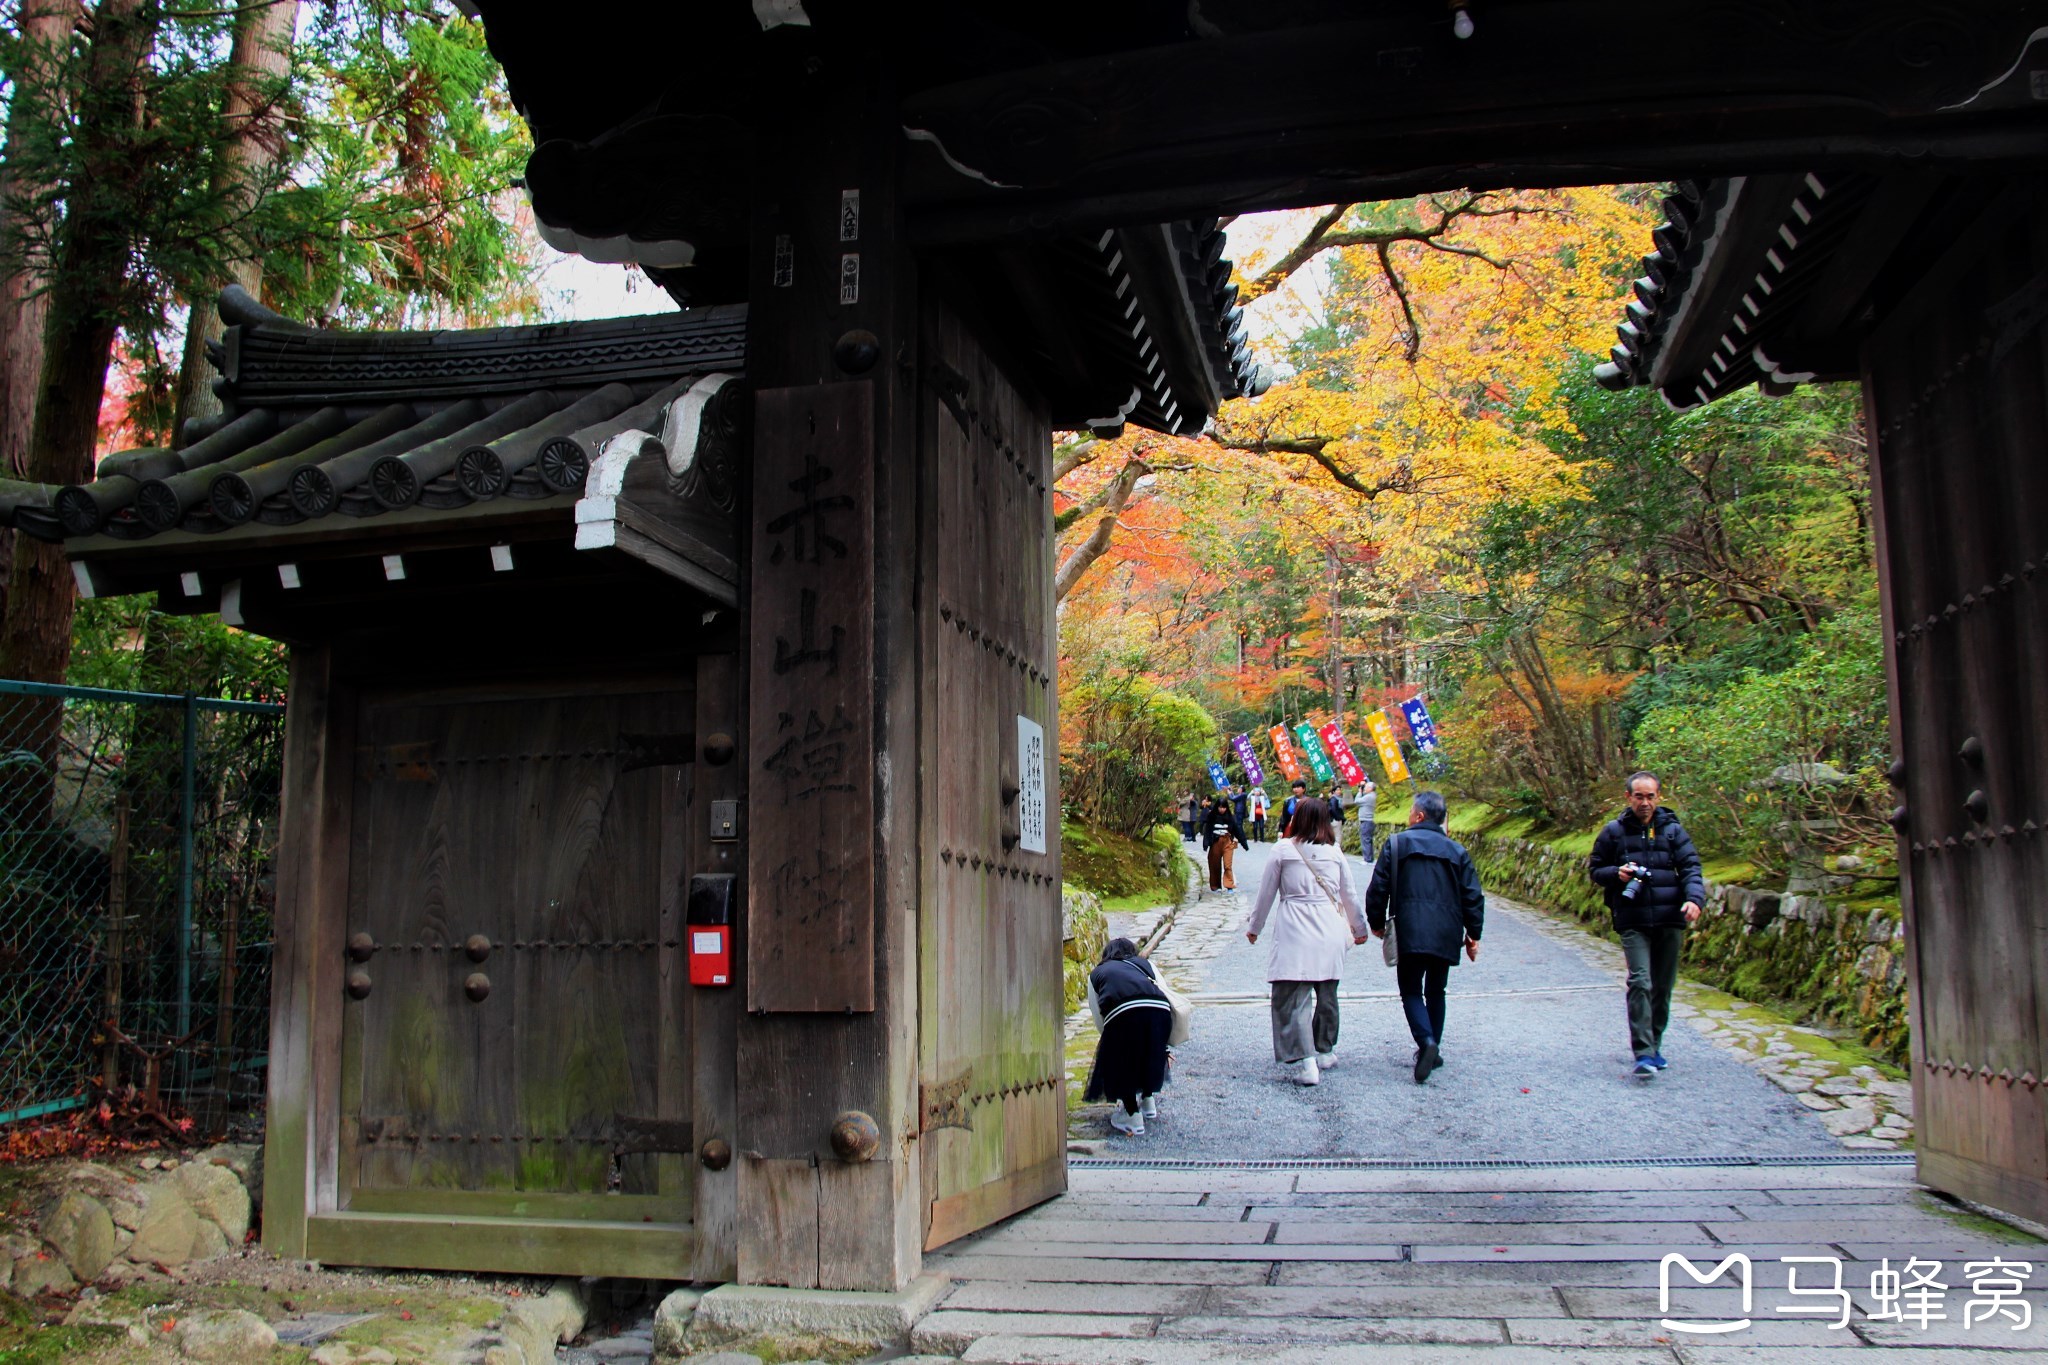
[
  {"xmin": 1230, "ymin": 733, "xmax": 1266, "ymax": 786},
  {"xmin": 1293, "ymin": 723, "xmax": 1336, "ymax": 784},
  {"xmin": 1207, "ymin": 759, "xmax": 1230, "ymax": 792},
  {"xmin": 1399, "ymin": 697, "xmax": 1441, "ymax": 754},
  {"xmin": 1319, "ymin": 722, "xmax": 1367, "ymax": 787},
  {"xmin": 1268, "ymin": 725, "xmax": 1304, "ymax": 782},
  {"xmin": 1363, "ymin": 709, "xmax": 1411, "ymax": 784},
  {"xmin": 1017, "ymin": 715, "xmax": 1047, "ymax": 855}
]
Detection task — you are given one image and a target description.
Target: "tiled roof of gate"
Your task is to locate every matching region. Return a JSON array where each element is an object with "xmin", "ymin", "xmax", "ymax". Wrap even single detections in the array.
[
  {"xmin": 4, "ymin": 288, "xmax": 745, "ymax": 545},
  {"xmin": 1592, "ymin": 173, "xmax": 1879, "ymax": 409}
]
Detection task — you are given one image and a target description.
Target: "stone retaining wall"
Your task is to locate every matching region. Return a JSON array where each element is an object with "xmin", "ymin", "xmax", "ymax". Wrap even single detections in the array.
[{"xmin": 1463, "ymin": 830, "xmax": 1908, "ymax": 1064}]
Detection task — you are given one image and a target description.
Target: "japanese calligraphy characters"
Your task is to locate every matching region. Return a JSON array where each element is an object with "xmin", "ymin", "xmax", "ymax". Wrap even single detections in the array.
[{"xmin": 749, "ymin": 383, "xmax": 876, "ymax": 1012}]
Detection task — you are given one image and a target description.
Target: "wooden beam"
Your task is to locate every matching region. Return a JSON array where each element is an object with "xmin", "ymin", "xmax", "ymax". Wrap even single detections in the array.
[
  {"xmin": 305, "ymin": 1211, "xmax": 692, "ymax": 1279},
  {"xmin": 898, "ymin": 2, "xmax": 2048, "ymax": 241}
]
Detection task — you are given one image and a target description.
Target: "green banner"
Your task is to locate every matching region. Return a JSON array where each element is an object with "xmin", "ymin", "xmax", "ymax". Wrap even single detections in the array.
[{"xmin": 1292, "ymin": 722, "xmax": 1336, "ymax": 783}]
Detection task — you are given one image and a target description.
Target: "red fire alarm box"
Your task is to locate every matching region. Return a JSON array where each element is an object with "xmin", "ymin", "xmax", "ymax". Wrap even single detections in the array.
[{"xmin": 688, "ymin": 873, "xmax": 735, "ymax": 986}]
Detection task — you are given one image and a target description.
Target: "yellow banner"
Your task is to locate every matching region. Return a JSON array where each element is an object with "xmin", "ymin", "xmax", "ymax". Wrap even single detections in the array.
[{"xmin": 1363, "ymin": 709, "xmax": 1411, "ymax": 783}]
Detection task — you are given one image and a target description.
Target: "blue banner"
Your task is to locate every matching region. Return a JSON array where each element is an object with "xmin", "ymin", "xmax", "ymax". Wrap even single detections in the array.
[
  {"xmin": 1400, "ymin": 697, "xmax": 1441, "ymax": 754},
  {"xmin": 1207, "ymin": 760, "xmax": 1230, "ymax": 792}
]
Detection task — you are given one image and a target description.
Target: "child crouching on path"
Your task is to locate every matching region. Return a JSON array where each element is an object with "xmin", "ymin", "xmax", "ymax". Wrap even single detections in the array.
[{"xmin": 1084, "ymin": 938, "xmax": 1172, "ymax": 1135}]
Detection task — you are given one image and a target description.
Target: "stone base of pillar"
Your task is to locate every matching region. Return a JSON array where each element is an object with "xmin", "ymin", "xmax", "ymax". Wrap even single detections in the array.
[{"xmin": 688, "ymin": 1273, "xmax": 950, "ymax": 1348}]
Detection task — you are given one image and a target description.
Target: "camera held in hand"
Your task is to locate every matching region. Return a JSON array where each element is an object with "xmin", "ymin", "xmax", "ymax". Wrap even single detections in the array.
[{"xmin": 1620, "ymin": 862, "xmax": 1650, "ymax": 899}]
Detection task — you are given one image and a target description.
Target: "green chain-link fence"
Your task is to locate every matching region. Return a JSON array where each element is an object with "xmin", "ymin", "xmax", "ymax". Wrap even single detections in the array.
[{"xmin": 0, "ymin": 679, "xmax": 286, "ymax": 1135}]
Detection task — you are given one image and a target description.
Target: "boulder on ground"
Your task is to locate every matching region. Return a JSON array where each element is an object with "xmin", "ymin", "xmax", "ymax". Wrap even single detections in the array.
[
  {"xmin": 173, "ymin": 1308, "xmax": 278, "ymax": 1362},
  {"xmin": 174, "ymin": 1161, "xmax": 252, "ymax": 1245},
  {"xmin": 651, "ymin": 1287, "xmax": 706, "ymax": 1358},
  {"xmin": 66, "ymin": 1162, "xmax": 150, "ymax": 1230},
  {"xmin": 11, "ymin": 1251, "xmax": 78, "ymax": 1296},
  {"xmin": 500, "ymin": 1279, "xmax": 588, "ymax": 1365},
  {"xmin": 189, "ymin": 1218, "xmax": 232, "ymax": 1262},
  {"xmin": 41, "ymin": 1190, "xmax": 117, "ymax": 1282},
  {"xmin": 193, "ymin": 1144, "xmax": 264, "ymax": 1214},
  {"xmin": 312, "ymin": 1344, "xmax": 398, "ymax": 1365},
  {"xmin": 126, "ymin": 1185, "xmax": 204, "ymax": 1266}
]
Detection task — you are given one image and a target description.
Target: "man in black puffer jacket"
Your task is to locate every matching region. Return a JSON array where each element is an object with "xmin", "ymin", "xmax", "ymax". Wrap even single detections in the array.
[
  {"xmin": 1589, "ymin": 771, "xmax": 1706, "ymax": 1078},
  {"xmin": 1366, "ymin": 790, "xmax": 1485, "ymax": 1084}
]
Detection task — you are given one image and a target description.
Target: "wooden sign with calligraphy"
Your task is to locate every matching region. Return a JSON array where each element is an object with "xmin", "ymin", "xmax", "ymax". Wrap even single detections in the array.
[{"xmin": 748, "ymin": 382, "xmax": 875, "ymax": 1012}]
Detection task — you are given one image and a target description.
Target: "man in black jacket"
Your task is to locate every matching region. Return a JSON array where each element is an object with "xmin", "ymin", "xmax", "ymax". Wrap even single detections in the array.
[
  {"xmin": 1365, "ymin": 790, "xmax": 1485, "ymax": 1084},
  {"xmin": 1589, "ymin": 771, "xmax": 1706, "ymax": 1077}
]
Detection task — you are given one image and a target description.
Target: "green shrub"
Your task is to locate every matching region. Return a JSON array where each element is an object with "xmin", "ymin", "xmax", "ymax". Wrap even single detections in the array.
[
  {"xmin": 1634, "ymin": 609, "xmax": 1891, "ymax": 876},
  {"xmin": 1061, "ymin": 681, "xmax": 1218, "ymax": 839}
]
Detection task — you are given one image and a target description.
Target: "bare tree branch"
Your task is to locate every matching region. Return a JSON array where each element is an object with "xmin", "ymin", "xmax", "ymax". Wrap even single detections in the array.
[
  {"xmin": 1055, "ymin": 456, "xmax": 1149, "ymax": 601},
  {"xmin": 1377, "ymin": 242, "xmax": 1422, "ymax": 362},
  {"xmin": 1052, "ymin": 436, "xmax": 1101, "ymax": 484}
]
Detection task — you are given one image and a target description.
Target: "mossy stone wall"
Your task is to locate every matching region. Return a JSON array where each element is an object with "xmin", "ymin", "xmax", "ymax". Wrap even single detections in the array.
[
  {"xmin": 1061, "ymin": 885, "xmax": 1108, "ymax": 1014},
  {"xmin": 1463, "ymin": 831, "xmax": 1908, "ymax": 1064}
]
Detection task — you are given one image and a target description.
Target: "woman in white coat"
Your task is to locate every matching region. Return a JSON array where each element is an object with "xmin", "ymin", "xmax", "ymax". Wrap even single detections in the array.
[{"xmin": 1246, "ymin": 798, "xmax": 1369, "ymax": 1085}]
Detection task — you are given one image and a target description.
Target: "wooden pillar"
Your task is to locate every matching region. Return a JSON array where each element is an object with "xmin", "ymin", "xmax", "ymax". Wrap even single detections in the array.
[
  {"xmin": 260, "ymin": 644, "xmax": 354, "ymax": 1256},
  {"xmin": 1864, "ymin": 174, "xmax": 2048, "ymax": 1224},
  {"xmin": 736, "ymin": 46, "xmax": 923, "ymax": 1291}
]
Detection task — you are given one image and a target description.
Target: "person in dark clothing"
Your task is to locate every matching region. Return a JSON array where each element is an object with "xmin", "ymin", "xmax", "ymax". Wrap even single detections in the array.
[
  {"xmin": 1326, "ymin": 787, "xmax": 1347, "ymax": 854},
  {"xmin": 1588, "ymin": 771, "xmax": 1706, "ymax": 1077},
  {"xmin": 1280, "ymin": 780, "xmax": 1309, "ymax": 837},
  {"xmin": 1084, "ymin": 938, "xmax": 1172, "ymax": 1134},
  {"xmin": 1230, "ymin": 786, "xmax": 1250, "ymax": 834},
  {"xmin": 1365, "ymin": 790, "xmax": 1486, "ymax": 1084},
  {"xmin": 1200, "ymin": 795, "xmax": 1247, "ymax": 891}
]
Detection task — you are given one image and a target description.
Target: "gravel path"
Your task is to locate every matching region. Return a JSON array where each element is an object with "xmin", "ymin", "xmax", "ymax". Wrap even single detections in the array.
[{"xmin": 1082, "ymin": 834, "xmax": 1847, "ymax": 1160}]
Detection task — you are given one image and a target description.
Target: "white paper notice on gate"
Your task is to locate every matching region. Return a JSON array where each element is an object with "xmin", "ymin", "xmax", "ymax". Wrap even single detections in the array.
[{"xmin": 1017, "ymin": 714, "xmax": 1047, "ymax": 855}]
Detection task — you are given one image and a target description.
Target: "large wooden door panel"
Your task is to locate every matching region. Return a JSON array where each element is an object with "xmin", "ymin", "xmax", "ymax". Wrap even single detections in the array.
[
  {"xmin": 1868, "ymin": 186, "xmax": 2048, "ymax": 1223},
  {"xmin": 338, "ymin": 686, "xmax": 693, "ymax": 1228},
  {"xmin": 917, "ymin": 298, "xmax": 1066, "ymax": 1249}
]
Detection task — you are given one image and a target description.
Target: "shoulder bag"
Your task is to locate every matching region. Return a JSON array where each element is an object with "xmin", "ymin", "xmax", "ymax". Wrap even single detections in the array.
[
  {"xmin": 1373, "ymin": 836, "xmax": 1401, "ymax": 967},
  {"xmin": 1295, "ymin": 841, "xmax": 1389, "ymax": 965},
  {"xmin": 1139, "ymin": 955, "xmax": 1195, "ymax": 1047}
]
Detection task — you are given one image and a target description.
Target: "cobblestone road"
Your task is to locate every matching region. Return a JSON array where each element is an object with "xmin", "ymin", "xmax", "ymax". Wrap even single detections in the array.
[{"xmin": 1071, "ymin": 836, "xmax": 1911, "ymax": 1158}]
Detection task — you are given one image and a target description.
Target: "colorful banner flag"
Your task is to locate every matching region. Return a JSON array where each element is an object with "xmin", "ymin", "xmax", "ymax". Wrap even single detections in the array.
[
  {"xmin": 1230, "ymin": 733, "xmax": 1266, "ymax": 786},
  {"xmin": 1399, "ymin": 697, "xmax": 1441, "ymax": 754},
  {"xmin": 1363, "ymin": 709, "xmax": 1411, "ymax": 784},
  {"xmin": 1319, "ymin": 721, "xmax": 1367, "ymax": 787},
  {"xmin": 1268, "ymin": 725, "xmax": 1304, "ymax": 782},
  {"xmin": 1293, "ymin": 722, "xmax": 1336, "ymax": 784},
  {"xmin": 1206, "ymin": 759, "xmax": 1230, "ymax": 792}
]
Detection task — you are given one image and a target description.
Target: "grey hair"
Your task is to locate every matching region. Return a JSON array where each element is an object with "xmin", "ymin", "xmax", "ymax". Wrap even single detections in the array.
[
  {"xmin": 1626, "ymin": 770, "xmax": 1661, "ymax": 793},
  {"xmin": 1412, "ymin": 790, "xmax": 1447, "ymax": 823}
]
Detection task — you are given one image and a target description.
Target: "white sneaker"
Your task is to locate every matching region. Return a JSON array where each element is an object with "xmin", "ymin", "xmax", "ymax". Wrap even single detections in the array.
[
  {"xmin": 1140, "ymin": 1094, "xmax": 1160, "ymax": 1119},
  {"xmin": 1108, "ymin": 1108, "xmax": 1145, "ymax": 1136},
  {"xmin": 1290, "ymin": 1057, "xmax": 1321, "ymax": 1086},
  {"xmin": 1316, "ymin": 1051, "xmax": 1337, "ymax": 1070}
]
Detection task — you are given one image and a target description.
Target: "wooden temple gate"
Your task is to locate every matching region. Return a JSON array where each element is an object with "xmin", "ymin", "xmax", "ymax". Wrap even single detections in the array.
[{"xmin": 18, "ymin": 0, "xmax": 2048, "ymax": 1291}]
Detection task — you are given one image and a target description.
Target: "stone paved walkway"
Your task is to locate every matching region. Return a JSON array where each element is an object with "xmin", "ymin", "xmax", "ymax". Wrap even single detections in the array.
[
  {"xmin": 1067, "ymin": 837, "xmax": 1913, "ymax": 1157},
  {"xmin": 923, "ymin": 1160, "xmax": 2048, "ymax": 1361}
]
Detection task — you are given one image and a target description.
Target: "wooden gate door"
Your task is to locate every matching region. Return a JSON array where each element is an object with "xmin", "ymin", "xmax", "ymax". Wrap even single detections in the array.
[
  {"xmin": 1868, "ymin": 183, "xmax": 2048, "ymax": 1223},
  {"xmin": 324, "ymin": 682, "xmax": 695, "ymax": 1274},
  {"xmin": 916, "ymin": 299, "xmax": 1067, "ymax": 1248}
]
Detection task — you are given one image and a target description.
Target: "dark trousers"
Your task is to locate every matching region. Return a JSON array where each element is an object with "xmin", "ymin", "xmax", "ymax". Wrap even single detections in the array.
[
  {"xmin": 1396, "ymin": 953, "xmax": 1453, "ymax": 1047},
  {"xmin": 1179, "ymin": 819, "xmax": 1194, "ymax": 840},
  {"xmin": 1251, "ymin": 816, "xmax": 1266, "ymax": 842},
  {"xmin": 1360, "ymin": 820, "xmax": 1377, "ymax": 860},
  {"xmin": 1270, "ymin": 980, "xmax": 1340, "ymax": 1062},
  {"xmin": 1207, "ymin": 836, "xmax": 1237, "ymax": 890},
  {"xmin": 1621, "ymin": 926, "xmax": 1684, "ymax": 1057}
]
